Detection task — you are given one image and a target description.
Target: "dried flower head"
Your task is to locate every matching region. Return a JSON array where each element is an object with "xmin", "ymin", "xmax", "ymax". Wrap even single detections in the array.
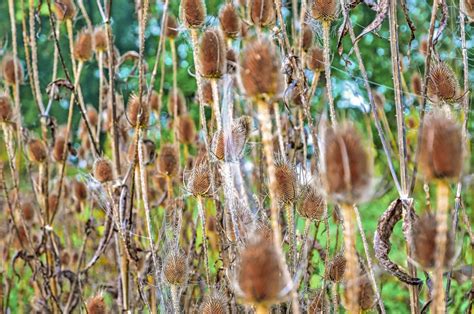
[
  {"xmin": 93, "ymin": 158, "xmax": 114, "ymax": 183},
  {"xmin": 427, "ymin": 62, "xmax": 459, "ymax": 103},
  {"xmin": 274, "ymin": 158, "xmax": 297, "ymax": 204},
  {"xmin": 297, "ymin": 185, "xmax": 325, "ymax": 221},
  {"xmin": 168, "ymin": 88, "xmax": 187, "ymax": 117},
  {"xmin": 0, "ymin": 95, "xmax": 13, "ymax": 122},
  {"xmin": 86, "ymin": 294, "xmax": 106, "ymax": 314},
  {"xmin": 466, "ymin": 0, "xmax": 474, "ymax": 20},
  {"xmin": 419, "ymin": 38, "xmax": 428, "ymax": 56},
  {"xmin": 93, "ymin": 27, "xmax": 107, "ymax": 53},
  {"xmin": 86, "ymin": 106, "xmax": 99, "ymax": 127},
  {"xmin": 411, "ymin": 72, "xmax": 422, "ymax": 96},
  {"xmin": 323, "ymin": 123, "xmax": 371, "ymax": 204},
  {"xmin": 21, "ymin": 202, "xmax": 35, "ymax": 221},
  {"xmin": 419, "ymin": 112, "xmax": 463, "ymax": 180},
  {"xmin": 412, "ymin": 213, "xmax": 455, "ymax": 269},
  {"xmin": 177, "ymin": 114, "xmax": 196, "ymax": 144},
  {"xmin": 127, "ymin": 94, "xmax": 150, "ymax": 127},
  {"xmin": 200, "ymin": 291, "xmax": 228, "ymax": 314},
  {"xmin": 219, "ymin": 4, "xmax": 241, "ymax": 39},
  {"xmin": 2, "ymin": 54, "xmax": 23, "ymax": 86},
  {"xmin": 302, "ymin": 25, "xmax": 314, "ymax": 52},
  {"xmin": 157, "ymin": 144, "xmax": 179, "ymax": 177},
  {"xmin": 311, "ymin": 0, "xmax": 339, "ymax": 22},
  {"xmin": 165, "ymin": 14, "xmax": 179, "ymax": 39},
  {"xmin": 199, "ymin": 28, "xmax": 226, "ymax": 79},
  {"xmin": 73, "ymin": 179, "xmax": 88, "ymax": 201},
  {"xmin": 186, "ymin": 162, "xmax": 211, "ymax": 197},
  {"xmin": 48, "ymin": 194, "xmax": 59, "ymax": 216},
  {"xmin": 74, "ymin": 30, "xmax": 93, "ymax": 62},
  {"xmin": 239, "ymin": 39, "xmax": 284, "ymax": 99},
  {"xmin": 163, "ymin": 250, "xmax": 187, "ymax": 285},
  {"xmin": 307, "ymin": 46, "xmax": 324, "ymax": 72},
  {"xmin": 308, "ymin": 288, "xmax": 329, "ymax": 314},
  {"xmin": 52, "ymin": 136, "xmax": 67, "ymax": 162},
  {"xmin": 226, "ymin": 48, "xmax": 238, "ymax": 74},
  {"xmin": 180, "ymin": 0, "xmax": 207, "ymax": 29},
  {"xmin": 202, "ymin": 81, "xmax": 214, "ymax": 105},
  {"xmin": 326, "ymin": 254, "xmax": 346, "ymax": 282},
  {"xmin": 211, "ymin": 116, "xmax": 251, "ymax": 160},
  {"xmin": 54, "ymin": 0, "xmax": 76, "ymax": 21},
  {"xmin": 249, "ymin": 0, "xmax": 275, "ymax": 27},
  {"xmin": 149, "ymin": 90, "xmax": 160, "ymax": 111},
  {"xmin": 28, "ymin": 139, "xmax": 48, "ymax": 163}
]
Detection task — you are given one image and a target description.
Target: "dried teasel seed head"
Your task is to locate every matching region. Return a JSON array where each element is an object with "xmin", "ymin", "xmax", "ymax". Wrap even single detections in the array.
[
  {"xmin": 87, "ymin": 106, "xmax": 99, "ymax": 127},
  {"xmin": 177, "ymin": 114, "xmax": 196, "ymax": 144},
  {"xmin": 48, "ymin": 194, "xmax": 59, "ymax": 216},
  {"xmin": 211, "ymin": 116, "xmax": 251, "ymax": 160},
  {"xmin": 308, "ymin": 288, "xmax": 330, "ymax": 314},
  {"xmin": 149, "ymin": 90, "xmax": 160, "ymax": 111},
  {"xmin": 311, "ymin": 0, "xmax": 339, "ymax": 22},
  {"xmin": 127, "ymin": 93, "xmax": 150, "ymax": 127},
  {"xmin": 157, "ymin": 144, "xmax": 179, "ymax": 177},
  {"xmin": 419, "ymin": 111, "xmax": 463, "ymax": 180},
  {"xmin": 2, "ymin": 54, "xmax": 24, "ymax": 86},
  {"xmin": 93, "ymin": 27, "xmax": 107, "ymax": 53},
  {"xmin": 74, "ymin": 30, "xmax": 93, "ymax": 62},
  {"xmin": 219, "ymin": 4, "xmax": 241, "ymax": 39},
  {"xmin": 28, "ymin": 139, "xmax": 48, "ymax": 163},
  {"xmin": 165, "ymin": 14, "xmax": 179, "ymax": 39},
  {"xmin": 0, "ymin": 95, "xmax": 13, "ymax": 122},
  {"xmin": 52, "ymin": 136, "xmax": 67, "ymax": 162},
  {"xmin": 274, "ymin": 158, "xmax": 297, "ymax": 203},
  {"xmin": 297, "ymin": 185, "xmax": 325, "ymax": 221},
  {"xmin": 426, "ymin": 62, "xmax": 459, "ymax": 103},
  {"xmin": 180, "ymin": 0, "xmax": 207, "ymax": 29},
  {"xmin": 73, "ymin": 179, "xmax": 88, "ymax": 201},
  {"xmin": 21, "ymin": 202, "xmax": 35, "ymax": 221},
  {"xmin": 186, "ymin": 162, "xmax": 212, "ymax": 196},
  {"xmin": 411, "ymin": 72, "xmax": 423, "ymax": 96},
  {"xmin": 128, "ymin": 139, "xmax": 156, "ymax": 164},
  {"xmin": 237, "ymin": 234, "xmax": 287, "ymax": 305},
  {"xmin": 239, "ymin": 39, "xmax": 284, "ymax": 99},
  {"xmin": 323, "ymin": 123, "xmax": 371, "ymax": 204},
  {"xmin": 86, "ymin": 294, "xmax": 106, "ymax": 314},
  {"xmin": 465, "ymin": 0, "xmax": 474, "ymax": 20},
  {"xmin": 249, "ymin": 0, "xmax": 275, "ymax": 27},
  {"xmin": 54, "ymin": 0, "xmax": 76, "ymax": 21},
  {"xmin": 302, "ymin": 25, "xmax": 314, "ymax": 52},
  {"xmin": 412, "ymin": 213, "xmax": 455, "ymax": 270},
  {"xmin": 163, "ymin": 250, "xmax": 187, "ymax": 286},
  {"xmin": 326, "ymin": 254, "xmax": 346, "ymax": 282},
  {"xmin": 306, "ymin": 46, "xmax": 324, "ymax": 72},
  {"xmin": 419, "ymin": 38, "xmax": 428, "ymax": 56},
  {"xmin": 202, "ymin": 81, "xmax": 214, "ymax": 105},
  {"xmin": 93, "ymin": 158, "xmax": 114, "ymax": 183},
  {"xmin": 200, "ymin": 291, "xmax": 228, "ymax": 314},
  {"xmin": 199, "ymin": 28, "xmax": 226, "ymax": 79},
  {"xmin": 226, "ymin": 48, "xmax": 238, "ymax": 74},
  {"xmin": 168, "ymin": 88, "xmax": 187, "ymax": 116}
]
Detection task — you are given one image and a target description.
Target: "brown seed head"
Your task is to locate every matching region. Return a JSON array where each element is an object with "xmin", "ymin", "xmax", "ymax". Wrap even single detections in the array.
[
  {"xmin": 274, "ymin": 158, "xmax": 297, "ymax": 203},
  {"xmin": 48, "ymin": 194, "xmax": 59, "ymax": 216},
  {"xmin": 249, "ymin": 0, "xmax": 275, "ymax": 27},
  {"xmin": 74, "ymin": 30, "xmax": 93, "ymax": 62},
  {"xmin": 219, "ymin": 4, "xmax": 241, "ymax": 39},
  {"xmin": 127, "ymin": 93, "xmax": 150, "ymax": 127},
  {"xmin": 298, "ymin": 186, "xmax": 324, "ymax": 221},
  {"xmin": 149, "ymin": 90, "xmax": 160, "ymax": 111},
  {"xmin": 168, "ymin": 88, "xmax": 187, "ymax": 117},
  {"xmin": 180, "ymin": 0, "xmax": 207, "ymax": 29},
  {"xmin": 311, "ymin": 0, "xmax": 339, "ymax": 22},
  {"xmin": 202, "ymin": 81, "xmax": 214, "ymax": 105},
  {"xmin": 419, "ymin": 38, "xmax": 428, "ymax": 56},
  {"xmin": 158, "ymin": 144, "xmax": 179, "ymax": 177},
  {"xmin": 411, "ymin": 72, "xmax": 423, "ymax": 96},
  {"xmin": 54, "ymin": 0, "xmax": 76, "ymax": 21},
  {"xmin": 93, "ymin": 27, "xmax": 107, "ymax": 53},
  {"xmin": 163, "ymin": 251, "xmax": 187, "ymax": 285},
  {"xmin": 226, "ymin": 48, "xmax": 238, "ymax": 74},
  {"xmin": 323, "ymin": 123, "xmax": 371, "ymax": 204},
  {"xmin": 240, "ymin": 39, "xmax": 284, "ymax": 99},
  {"xmin": 302, "ymin": 25, "xmax": 314, "ymax": 52},
  {"xmin": 466, "ymin": 0, "xmax": 474, "ymax": 20},
  {"xmin": 93, "ymin": 158, "xmax": 114, "ymax": 183},
  {"xmin": 87, "ymin": 106, "xmax": 99, "ymax": 127},
  {"xmin": 306, "ymin": 46, "xmax": 324, "ymax": 72},
  {"xmin": 308, "ymin": 289, "xmax": 330, "ymax": 314},
  {"xmin": 199, "ymin": 28, "xmax": 226, "ymax": 79},
  {"xmin": 28, "ymin": 139, "xmax": 48, "ymax": 163},
  {"xmin": 427, "ymin": 62, "xmax": 459, "ymax": 103},
  {"xmin": 419, "ymin": 112, "xmax": 463, "ymax": 180},
  {"xmin": 73, "ymin": 180, "xmax": 88, "ymax": 201},
  {"xmin": 165, "ymin": 15, "xmax": 179, "ymax": 39},
  {"xmin": 200, "ymin": 292, "xmax": 228, "ymax": 314},
  {"xmin": 2, "ymin": 54, "xmax": 23, "ymax": 86},
  {"xmin": 86, "ymin": 294, "xmax": 106, "ymax": 314},
  {"xmin": 0, "ymin": 95, "xmax": 13, "ymax": 122},
  {"xmin": 186, "ymin": 162, "xmax": 211, "ymax": 197},
  {"xmin": 21, "ymin": 202, "xmax": 35, "ymax": 221},
  {"xmin": 177, "ymin": 114, "xmax": 196, "ymax": 144},
  {"xmin": 52, "ymin": 136, "xmax": 67, "ymax": 162},
  {"xmin": 326, "ymin": 254, "xmax": 346, "ymax": 282},
  {"xmin": 211, "ymin": 116, "xmax": 251, "ymax": 160}
]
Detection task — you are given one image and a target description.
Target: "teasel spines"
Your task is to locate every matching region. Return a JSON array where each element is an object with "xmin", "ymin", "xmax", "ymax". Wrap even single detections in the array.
[
  {"xmin": 27, "ymin": 139, "xmax": 48, "ymax": 163},
  {"xmin": 86, "ymin": 294, "xmax": 106, "ymax": 314},
  {"xmin": 165, "ymin": 14, "xmax": 179, "ymax": 39},
  {"xmin": 219, "ymin": 4, "xmax": 241, "ymax": 39},
  {"xmin": 200, "ymin": 291, "xmax": 228, "ymax": 314},
  {"xmin": 297, "ymin": 185, "xmax": 325, "ymax": 221},
  {"xmin": 311, "ymin": 0, "xmax": 340, "ymax": 22},
  {"xmin": 73, "ymin": 179, "xmax": 88, "ymax": 201},
  {"xmin": 53, "ymin": 0, "xmax": 77, "ymax": 21},
  {"xmin": 211, "ymin": 115, "xmax": 251, "ymax": 160},
  {"xmin": 249, "ymin": 0, "xmax": 275, "ymax": 28},
  {"xmin": 186, "ymin": 162, "xmax": 212, "ymax": 197},
  {"xmin": 308, "ymin": 288, "xmax": 329, "ymax": 314},
  {"xmin": 93, "ymin": 158, "xmax": 114, "ymax": 183},
  {"xmin": 326, "ymin": 253, "xmax": 346, "ymax": 282},
  {"xmin": 163, "ymin": 250, "xmax": 188, "ymax": 286},
  {"xmin": 127, "ymin": 93, "xmax": 150, "ymax": 128},
  {"xmin": 73, "ymin": 30, "xmax": 93, "ymax": 62},
  {"xmin": 2, "ymin": 54, "xmax": 24, "ymax": 86},
  {"xmin": 157, "ymin": 144, "xmax": 179, "ymax": 177},
  {"xmin": 198, "ymin": 28, "xmax": 227, "ymax": 79},
  {"xmin": 426, "ymin": 62, "xmax": 459, "ymax": 103},
  {"xmin": 93, "ymin": 27, "xmax": 107, "ymax": 53},
  {"xmin": 274, "ymin": 157, "xmax": 297, "ymax": 204},
  {"xmin": 52, "ymin": 135, "xmax": 67, "ymax": 162},
  {"xmin": 0, "ymin": 95, "xmax": 13, "ymax": 122},
  {"xmin": 239, "ymin": 39, "xmax": 284, "ymax": 100},
  {"xmin": 177, "ymin": 114, "xmax": 196, "ymax": 144},
  {"xmin": 180, "ymin": 0, "xmax": 207, "ymax": 29},
  {"xmin": 419, "ymin": 111, "xmax": 463, "ymax": 181}
]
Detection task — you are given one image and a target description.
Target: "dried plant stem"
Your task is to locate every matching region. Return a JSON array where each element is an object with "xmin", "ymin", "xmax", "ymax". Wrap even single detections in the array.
[
  {"xmin": 273, "ymin": 103, "xmax": 285, "ymax": 157},
  {"xmin": 285, "ymin": 203, "xmax": 297, "ymax": 273},
  {"xmin": 170, "ymin": 285, "xmax": 180, "ymax": 314},
  {"xmin": 354, "ymin": 205, "xmax": 385, "ymax": 313},
  {"xmin": 307, "ymin": 71, "xmax": 320, "ymax": 104},
  {"xmin": 211, "ymin": 79, "xmax": 222, "ymax": 131},
  {"xmin": 28, "ymin": 0, "xmax": 45, "ymax": 113},
  {"xmin": 166, "ymin": 175, "xmax": 173, "ymax": 200},
  {"xmin": 340, "ymin": 203, "xmax": 359, "ymax": 313},
  {"xmin": 331, "ymin": 282, "xmax": 339, "ymax": 312},
  {"xmin": 170, "ymin": 38, "xmax": 179, "ymax": 145},
  {"xmin": 298, "ymin": 110, "xmax": 307, "ymax": 170},
  {"xmin": 321, "ymin": 21, "xmax": 337, "ymax": 127},
  {"xmin": 196, "ymin": 196, "xmax": 211, "ymax": 285},
  {"xmin": 97, "ymin": 51, "xmax": 104, "ymax": 140},
  {"xmin": 432, "ymin": 180, "xmax": 449, "ymax": 313},
  {"xmin": 66, "ymin": 20, "xmax": 77, "ymax": 78},
  {"xmin": 78, "ymin": 0, "xmax": 93, "ymax": 30}
]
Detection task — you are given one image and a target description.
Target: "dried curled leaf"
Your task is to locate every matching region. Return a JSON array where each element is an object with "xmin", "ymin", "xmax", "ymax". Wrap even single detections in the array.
[{"xmin": 354, "ymin": 0, "xmax": 388, "ymax": 43}]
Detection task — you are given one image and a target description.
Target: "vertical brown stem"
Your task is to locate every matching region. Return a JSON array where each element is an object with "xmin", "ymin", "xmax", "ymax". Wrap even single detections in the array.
[
  {"xmin": 322, "ymin": 21, "xmax": 336, "ymax": 127},
  {"xmin": 196, "ymin": 196, "xmax": 211, "ymax": 285}
]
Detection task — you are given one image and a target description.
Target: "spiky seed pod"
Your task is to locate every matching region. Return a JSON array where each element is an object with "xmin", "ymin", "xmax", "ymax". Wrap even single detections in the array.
[
  {"xmin": 28, "ymin": 139, "xmax": 48, "ymax": 163},
  {"xmin": 0, "ymin": 95, "xmax": 13, "ymax": 122},
  {"xmin": 61, "ymin": 251, "xmax": 71, "ymax": 266},
  {"xmin": 202, "ymin": 81, "xmax": 214, "ymax": 105},
  {"xmin": 306, "ymin": 46, "xmax": 324, "ymax": 72},
  {"xmin": 149, "ymin": 90, "xmax": 160, "ymax": 111},
  {"xmin": 466, "ymin": 0, "xmax": 474, "ymax": 20},
  {"xmin": 298, "ymin": 186, "xmax": 324, "ymax": 221},
  {"xmin": 426, "ymin": 62, "xmax": 459, "ymax": 103},
  {"xmin": 226, "ymin": 49, "xmax": 238, "ymax": 74},
  {"xmin": 165, "ymin": 15, "xmax": 179, "ymax": 39},
  {"xmin": 211, "ymin": 116, "xmax": 251, "ymax": 160},
  {"xmin": 158, "ymin": 144, "xmax": 179, "ymax": 177},
  {"xmin": 177, "ymin": 114, "xmax": 196, "ymax": 144},
  {"xmin": 419, "ymin": 112, "xmax": 463, "ymax": 180},
  {"xmin": 74, "ymin": 30, "xmax": 93, "ymax": 62},
  {"xmin": 21, "ymin": 202, "xmax": 35, "ymax": 221},
  {"xmin": 200, "ymin": 292, "xmax": 228, "ymax": 314},
  {"xmin": 93, "ymin": 27, "xmax": 107, "ymax": 53},
  {"xmin": 73, "ymin": 180, "xmax": 87, "ymax": 201},
  {"xmin": 2, "ymin": 55, "xmax": 24, "ymax": 86},
  {"xmin": 302, "ymin": 25, "xmax": 314, "ymax": 52},
  {"xmin": 186, "ymin": 163, "xmax": 211, "ymax": 196},
  {"xmin": 323, "ymin": 123, "xmax": 371, "ymax": 204},
  {"xmin": 311, "ymin": 0, "xmax": 339, "ymax": 22},
  {"xmin": 412, "ymin": 213, "xmax": 455, "ymax": 269},
  {"xmin": 163, "ymin": 251, "xmax": 187, "ymax": 285},
  {"xmin": 52, "ymin": 136, "xmax": 67, "ymax": 162},
  {"xmin": 326, "ymin": 254, "xmax": 346, "ymax": 282},
  {"xmin": 93, "ymin": 158, "xmax": 114, "ymax": 183},
  {"xmin": 239, "ymin": 39, "xmax": 284, "ymax": 99},
  {"xmin": 249, "ymin": 0, "xmax": 275, "ymax": 27},
  {"xmin": 127, "ymin": 94, "xmax": 150, "ymax": 127},
  {"xmin": 199, "ymin": 29, "xmax": 226, "ymax": 79},
  {"xmin": 180, "ymin": 0, "xmax": 206, "ymax": 29},
  {"xmin": 219, "ymin": 4, "xmax": 241, "ymax": 39},
  {"xmin": 411, "ymin": 72, "xmax": 422, "ymax": 96},
  {"xmin": 86, "ymin": 294, "xmax": 106, "ymax": 314},
  {"xmin": 168, "ymin": 88, "xmax": 187, "ymax": 116},
  {"xmin": 54, "ymin": 0, "xmax": 76, "ymax": 21},
  {"xmin": 308, "ymin": 289, "xmax": 330, "ymax": 314},
  {"xmin": 274, "ymin": 158, "xmax": 297, "ymax": 203},
  {"xmin": 358, "ymin": 277, "xmax": 376, "ymax": 311},
  {"xmin": 238, "ymin": 235, "xmax": 286, "ymax": 304}
]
